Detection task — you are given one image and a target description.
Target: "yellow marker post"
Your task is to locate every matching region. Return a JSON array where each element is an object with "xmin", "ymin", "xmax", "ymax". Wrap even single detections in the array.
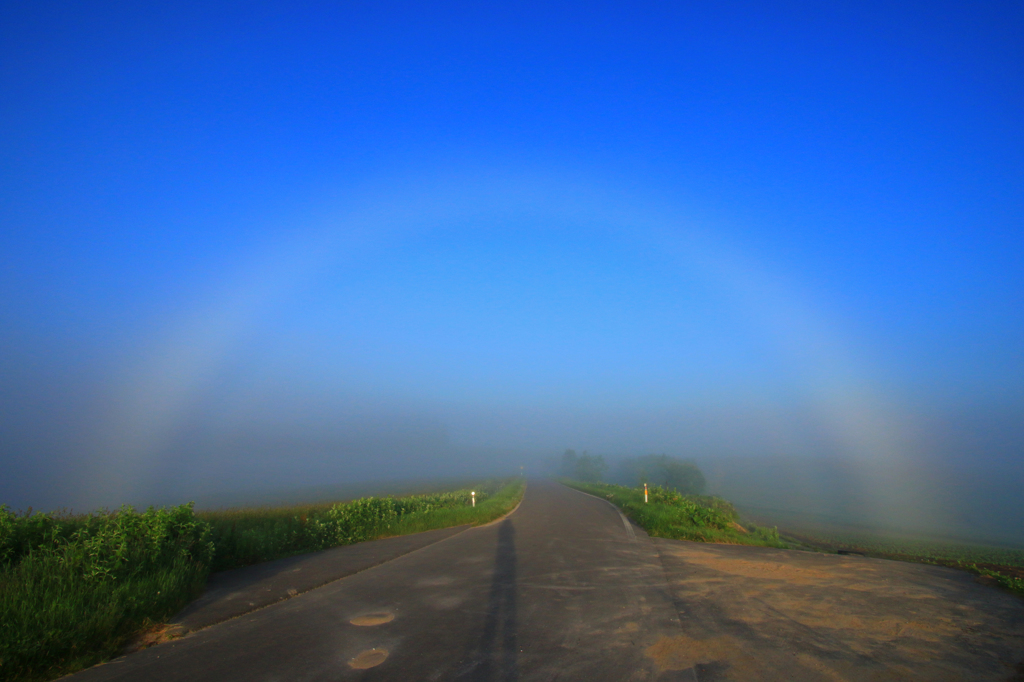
[{"xmin": 644, "ymin": 483, "xmax": 648, "ymax": 503}]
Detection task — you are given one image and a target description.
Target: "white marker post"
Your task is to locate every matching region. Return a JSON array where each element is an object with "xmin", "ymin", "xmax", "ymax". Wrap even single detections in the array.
[
  {"xmin": 644, "ymin": 483, "xmax": 648, "ymax": 503},
  {"xmin": 471, "ymin": 491, "xmax": 476, "ymax": 507}
]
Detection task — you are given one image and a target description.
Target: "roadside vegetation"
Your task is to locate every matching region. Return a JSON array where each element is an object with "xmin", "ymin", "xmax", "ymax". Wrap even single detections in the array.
[
  {"xmin": 0, "ymin": 504, "xmax": 213, "ymax": 682},
  {"xmin": 0, "ymin": 477, "xmax": 524, "ymax": 682},
  {"xmin": 204, "ymin": 478, "xmax": 524, "ymax": 571},
  {"xmin": 562, "ymin": 480, "xmax": 788, "ymax": 548}
]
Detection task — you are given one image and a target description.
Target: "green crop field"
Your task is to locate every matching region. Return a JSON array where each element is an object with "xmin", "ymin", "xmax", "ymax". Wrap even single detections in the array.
[{"xmin": 0, "ymin": 478, "xmax": 525, "ymax": 682}]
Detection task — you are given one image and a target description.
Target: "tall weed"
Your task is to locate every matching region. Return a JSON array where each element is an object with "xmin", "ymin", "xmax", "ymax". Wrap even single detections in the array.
[{"xmin": 0, "ymin": 504, "xmax": 212, "ymax": 682}]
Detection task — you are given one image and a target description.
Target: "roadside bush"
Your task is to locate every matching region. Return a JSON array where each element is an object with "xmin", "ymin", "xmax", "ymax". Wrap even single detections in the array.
[
  {"xmin": 624, "ymin": 485, "xmax": 731, "ymax": 530},
  {"xmin": 0, "ymin": 504, "xmax": 213, "ymax": 682}
]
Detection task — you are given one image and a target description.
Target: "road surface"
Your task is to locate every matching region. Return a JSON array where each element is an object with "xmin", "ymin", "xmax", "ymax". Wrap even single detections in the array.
[{"xmin": 67, "ymin": 479, "xmax": 1024, "ymax": 681}]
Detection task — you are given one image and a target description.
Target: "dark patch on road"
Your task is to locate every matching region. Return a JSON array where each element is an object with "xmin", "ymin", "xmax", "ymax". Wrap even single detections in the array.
[{"xmin": 457, "ymin": 519, "xmax": 518, "ymax": 681}]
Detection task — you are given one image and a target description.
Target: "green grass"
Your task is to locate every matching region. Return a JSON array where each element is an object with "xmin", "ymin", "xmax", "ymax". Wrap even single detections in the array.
[
  {"xmin": 562, "ymin": 480, "xmax": 788, "ymax": 548},
  {"xmin": 0, "ymin": 478, "xmax": 525, "ymax": 682}
]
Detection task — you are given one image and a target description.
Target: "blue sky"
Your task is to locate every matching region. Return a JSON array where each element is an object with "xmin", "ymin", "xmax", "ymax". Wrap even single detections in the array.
[{"xmin": 1, "ymin": 1, "xmax": 1022, "ymax": 537}]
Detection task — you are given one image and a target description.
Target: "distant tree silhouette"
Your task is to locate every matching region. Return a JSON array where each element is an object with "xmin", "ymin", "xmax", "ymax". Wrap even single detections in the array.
[
  {"xmin": 616, "ymin": 455, "xmax": 706, "ymax": 494},
  {"xmin": 560, "ymin": 449, "xmax": 578, "ymax": 478},
  {"xmin": 561, "ymin": 449, "xmax": 607, "ymax": 482}
]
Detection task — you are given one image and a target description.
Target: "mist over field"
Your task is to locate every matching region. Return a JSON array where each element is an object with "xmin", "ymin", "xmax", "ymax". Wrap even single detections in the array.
[{"xmin": 2, "ymin": 2, "xmax": 1022, "ymax": 546}]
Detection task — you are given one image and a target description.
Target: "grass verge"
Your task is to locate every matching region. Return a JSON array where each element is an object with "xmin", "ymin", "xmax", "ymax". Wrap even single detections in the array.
[
  {"xmin": 0, "ymin": 478, "xmax": 525, "ymax": 682},
  {"xmin": 561, "ymin": 480, "xmax": 787, "ymax": 548}
]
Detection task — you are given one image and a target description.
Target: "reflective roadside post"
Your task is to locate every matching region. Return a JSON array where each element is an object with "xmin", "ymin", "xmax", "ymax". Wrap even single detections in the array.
[
  {"xmin": 644, "ymin": 483, "xmax": 648, "ymax": 503},
  {"xmin": 471, "ymin": 491, "xmax": 476, "ymax": 507}
]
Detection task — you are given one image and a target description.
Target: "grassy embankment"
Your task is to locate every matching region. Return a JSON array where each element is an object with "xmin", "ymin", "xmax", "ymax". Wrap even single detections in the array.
[
  {"xmin": 0, "ymin": 477, "xmax": 525, "ymax": 682},
  {"xmin": 562, "ymin": 480, "xmax": 787, "ymax": 548}
]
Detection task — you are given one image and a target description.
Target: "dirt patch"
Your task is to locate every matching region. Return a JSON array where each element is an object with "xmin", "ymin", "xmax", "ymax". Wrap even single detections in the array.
[
  {"xmin": 668, "ymin": 550, "xmax": 965, "ymax": 646},
  {"xmin": 646, "ymin": 634, "xmax": 745, "ymax": 672},
  {"xmin": 120, "ymin": 624, "xmax": 184, "ymax": 654},
  {"xmin": 350, "ymin": 612, "xmax": 395, "ymax": 626},
  {"xmin": 349, "ymin": 648, "xmax": 389, "ymax": 669},
  {"xmin": 782, "ymin": 607, "xmax": 960, "ymax": 644},
  {"xmin": 656, "ymin": 538, "xmax": 1024, "ymax": 680},
  {"xmin": 643, "ymin": 634, "xmax": 813, "ymax": 680},
  {"xmin": 662, "ymin": 545, "xmax": 849, "ymax": 585}
]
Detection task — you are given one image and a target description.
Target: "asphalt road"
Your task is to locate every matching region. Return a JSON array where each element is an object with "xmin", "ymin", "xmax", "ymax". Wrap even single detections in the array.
[
  {"xmin": 67, "ymin": 480, "xmax": 1024, "ymax": 682},
  {"xmin": 168, "ymin": 525, "xmax": 471, "ymax": 634}
]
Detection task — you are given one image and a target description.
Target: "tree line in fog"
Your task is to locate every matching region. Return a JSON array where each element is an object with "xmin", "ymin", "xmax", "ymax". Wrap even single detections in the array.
[{"xmin": 556, "ymin": 449, "xmax": 706, "ymax": 495}]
